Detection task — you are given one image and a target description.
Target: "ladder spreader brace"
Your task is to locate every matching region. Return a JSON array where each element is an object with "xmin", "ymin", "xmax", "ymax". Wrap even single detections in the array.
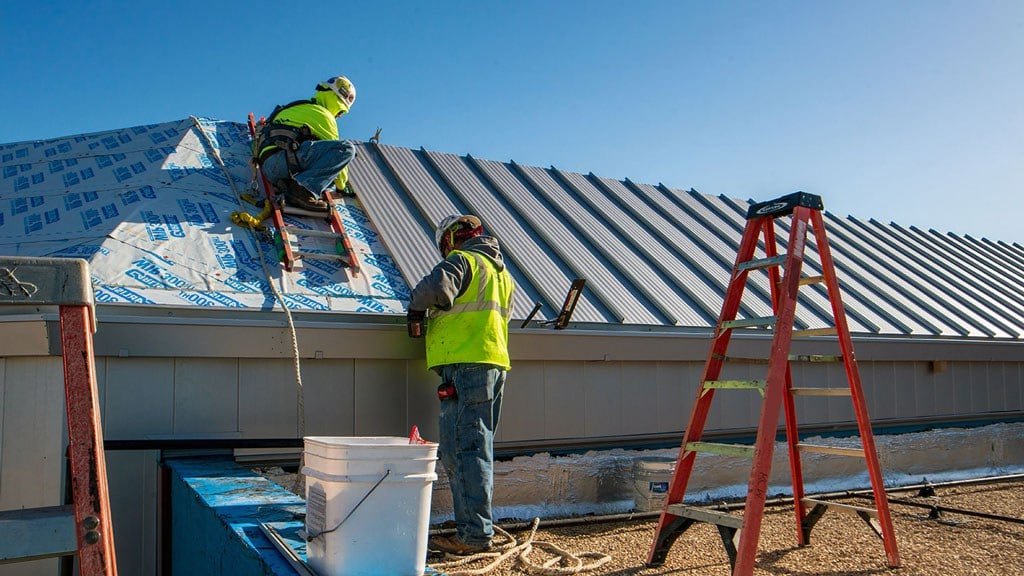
[
  {"xmin": 247, "ymin": 113, "xmax": 360, "ymax": 275},
  {"xmin": 646, "ymin": 191, "xmax": 900, "ymax": 575},
  {"xmin": 0, "ymin": 257, "xmax": 118, "ymax": 575}
]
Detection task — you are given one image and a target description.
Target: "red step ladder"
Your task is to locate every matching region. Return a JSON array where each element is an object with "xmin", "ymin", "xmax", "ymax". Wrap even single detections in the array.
[
  {"xmin": 247, "ymin": 114, "xmax": 360, "ymax": 275},
  {"xmin": 0, "ymin": 257, "xmax": 117, "ymax": 574},
  {"xmin": 646, "ymin": 192, "xmax": 900, "ymax": 575}
]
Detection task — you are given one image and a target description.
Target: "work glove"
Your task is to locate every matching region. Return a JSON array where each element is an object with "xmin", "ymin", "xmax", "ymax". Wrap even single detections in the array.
[{"xmin": 407, "ymin": 309, "xmax": 426, "ymax": 338}]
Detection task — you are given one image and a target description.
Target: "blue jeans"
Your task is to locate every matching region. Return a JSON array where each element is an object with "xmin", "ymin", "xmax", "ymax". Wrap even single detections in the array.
[
  {"xmin": 437, "ymin": 363, "xmax": 505, "ymax": 546},
  {"xmin": 261, "ymin": 139, "xmax": 356, "ymax": 196}
]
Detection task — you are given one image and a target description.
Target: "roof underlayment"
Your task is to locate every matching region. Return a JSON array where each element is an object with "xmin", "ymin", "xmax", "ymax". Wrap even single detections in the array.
[{"xmin": 3, "ymin": 116, "xmax": 1024, "ymax": 338}]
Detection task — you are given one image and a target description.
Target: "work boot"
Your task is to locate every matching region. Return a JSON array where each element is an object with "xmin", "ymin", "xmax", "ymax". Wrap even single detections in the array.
[
  {"xmin": 280, "ymin": 180, "xmax": 329, "ymax": 213},
  {"xmin": 429, "ymin": 535, "xmax": 492, "ymax": 556}
]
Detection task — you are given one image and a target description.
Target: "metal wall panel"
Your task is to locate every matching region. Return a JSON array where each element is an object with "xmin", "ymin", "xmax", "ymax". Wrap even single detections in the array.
[
  {"xmin": 300, "ymin": 359, "xmax": 356, "ymax": 437},
  {"xmin": 106, "ymin": 450, "xmax": 159, "ymax": 576},
  {"xmin": 541, "ymin": 362, "xmax": 587, "ymax": 439},
  {"xmin": 619, "ymin": 363, "xmax": 661, "ymax": 436},
  {"xmin": 654, "ymin": 362, "xmax": 700, "ymax": 434},
  {"xmin": 353, "ymin": 359, "xmax": 408, "ymax": 436},
  {"xmin": 498, "ymin": 361, "xmax": 546, "ymax": 443},
  {"xmin": 104, "ymin": 358, "xmax": 174, "ymax": 439},
  {"xmin": 582, "ymin": 363, "xmax": 623, "ymax": 437},
  {"xmin": 173, "ymin": 358, "xmax": 239, "ymax": 434},
  {"xmin": 239, "ymin": 360, "xmax": 301, "ymax": 437}
]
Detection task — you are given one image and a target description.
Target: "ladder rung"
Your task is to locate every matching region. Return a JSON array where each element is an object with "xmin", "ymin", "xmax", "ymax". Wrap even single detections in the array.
[
  {"xmin": 790, "ymin": 387, "xmax": 852, "ymax": 397},
  {"xmin": 792, "ymin": 327, "xmax": 838, "ymax": 338},
  {"xmin": 802, "ymin": 497, "xmax": 878, "ymax": 518},
  {"xmin": 789, "ymin": 354, "xmax": 843, "ymax": 363},
  {"xmin": 685, "ymin": 441, "xmax": 756, "ymax": 458},
  {"xmin": 282, "ymin": 226, "xmax": 342, "ymax": 239},
  {"xmin": 797, "ymin": 443, "xmax": 865, "ymax": 457},
  {"xmin": 722, "ymin": 316, "xmax": 776, "ymax": 329},
  {"xmin": 799, "ymin": 275, "xmax": 825, "ymax": 285},
  {"xmin": 703, "ymin": 380, "xmax": 766, "ymax": 392},
  {"xmin": 665, "ymin": 504, "xmax": 744, "ymax": 529},
  {"xmin": 280, "ymin": 205, "xmax": 336, "ymax": 218},
  {"xmin": 737, "ymin": 255, "xmax": 787, "ymax": 271},
  {"xmin": 295, "ymin": 251, "xmax": 347, "ymax": 262}
]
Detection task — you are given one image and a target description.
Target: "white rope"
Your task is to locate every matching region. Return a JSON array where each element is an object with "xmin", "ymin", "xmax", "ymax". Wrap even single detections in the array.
[
  {"xmin": 429, "ymin": 518, "xmax": 612, "ymax": 576},
  {"xmin": 190, "ymin": 117, "xmax": 307, "ymax": 491}
]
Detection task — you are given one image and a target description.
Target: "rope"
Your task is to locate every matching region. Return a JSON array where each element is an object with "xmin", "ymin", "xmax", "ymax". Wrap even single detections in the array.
[
  {"xmin": 429, "ymin": 518, "xmax": 612, "ymax": 576},
  {"xmin": 190, "ymin": 117, "xmax": 307, "ymax": 491}
]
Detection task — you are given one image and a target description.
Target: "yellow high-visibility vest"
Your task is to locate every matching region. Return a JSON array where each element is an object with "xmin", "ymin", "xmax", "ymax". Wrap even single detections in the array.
[{"xmin": 425, "ymin": 250, "xmax": 513, "ymax": 370}]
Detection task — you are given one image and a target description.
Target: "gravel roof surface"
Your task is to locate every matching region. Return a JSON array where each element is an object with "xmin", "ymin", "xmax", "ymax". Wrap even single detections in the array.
[{"xmin": 437, "ymin": 478, "xmax": 1024, "ymax": 576}]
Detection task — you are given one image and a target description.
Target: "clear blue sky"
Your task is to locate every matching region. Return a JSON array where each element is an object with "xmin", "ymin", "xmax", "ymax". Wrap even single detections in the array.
[{"xmin": 3, "ymin": 1, "xmax": 1022, "ymax": 240}]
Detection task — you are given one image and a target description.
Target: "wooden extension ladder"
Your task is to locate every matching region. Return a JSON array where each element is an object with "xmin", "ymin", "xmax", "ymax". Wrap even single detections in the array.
[
  {"xmin": 0, "ymin": 257, "xmax": 117, "ymax": 574},
  {"xmin": 246, "ymin": 113, "xmax": 360, "ymax": 274},
  {"xmin": 646, "ymin": 192, "xmax": 900, "ymax": 575}
]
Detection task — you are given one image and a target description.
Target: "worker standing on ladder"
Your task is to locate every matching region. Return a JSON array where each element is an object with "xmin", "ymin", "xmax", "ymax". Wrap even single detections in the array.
[
  {"xmin": 254, "ymin": 75, "xmax": 357, "ymax": 212},
  {"xmin": 406, "ymin": 214, "xmax": 514, "ymax": 555}
]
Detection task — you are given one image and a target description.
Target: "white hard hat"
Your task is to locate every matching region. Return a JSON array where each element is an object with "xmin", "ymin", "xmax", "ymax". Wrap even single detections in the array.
[
  {"xmin": 434, "ymin": 214, "xmax": 482, "ymax": 253},
  {"xmin": 317, "ymin": 75, "xmax": 356, "ymax": 110}
]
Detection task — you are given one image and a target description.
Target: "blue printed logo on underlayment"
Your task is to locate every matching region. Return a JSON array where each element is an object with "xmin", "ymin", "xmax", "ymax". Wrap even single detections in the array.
[
  {"xmin": 282, "ymin": 294, "xmax": 330, "ymax": 311},
  {"xmin": 177, "ymin": 290, "xmax": 244, "ymax": 308}
]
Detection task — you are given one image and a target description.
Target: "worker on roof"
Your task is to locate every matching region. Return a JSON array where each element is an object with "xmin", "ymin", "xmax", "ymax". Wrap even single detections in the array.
[
  {"xmin": 407, "ymin": 214, "xmax": 514, "ymax": 556},
  {"xmin": 253, "ymin": 75, "xmax": 357, "ymax": 212}
]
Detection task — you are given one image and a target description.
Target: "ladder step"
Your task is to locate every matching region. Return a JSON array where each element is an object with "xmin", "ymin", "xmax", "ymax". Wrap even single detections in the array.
[
  {"xmin": 685, "ymin": 441, "xmax": 756, "ymax": 458},
  {"xmin": 792, "ymin": 327, "xmax": 838, "ymax": 338},
  {"xmin": 789, "ymin": 354, "xmax": 843, "ymax": 362},
  {"xmin": 665, "ymin": 504, "xmax": 744, "ymax": 529},
  {"xmin": 0, "ymin": 505, "xmax": 76, "ymax": 562},
  {"xmin": 280, "ymin": 205, "xmax": 335, "ymax": 218},
  {"xmin": 797, "ymin": 443, "xmax": 865, "ymax": 457},
  {"xmin": 736, "ymin": 255, "xmax": 787, "ymax": 271},
  {"xmin": 282, "ymin": 226, "xmax": 343, "ymax": 239},
  {"xmin": 790, "ymin": 387, "xmax": 852, "ymax": 397},
  {"xmin": 799, "ymin": 275, "xmax": 825, "ymax": 285},
  {"xmin": 703, "ymin": 380, "xmax": 766, "ymax": 393},
  {"xmin": 801, "ymin": 497, "xmax": 878, "ymax": 518},
  {"xmin": 295, "ymin": 251, "xmax": 347, "ymax": 262},
  {"xmin": 722, "ymin": 316, "xmax": 775, "ymax": 329}
]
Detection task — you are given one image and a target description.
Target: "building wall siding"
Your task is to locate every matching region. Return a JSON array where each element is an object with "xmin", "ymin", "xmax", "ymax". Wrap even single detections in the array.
[{"xmin": 0, "ymin": 353, "xmax": 1021, "ymax": 576}]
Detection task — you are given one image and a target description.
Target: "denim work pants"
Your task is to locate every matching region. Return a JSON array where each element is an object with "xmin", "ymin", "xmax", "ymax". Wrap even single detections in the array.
[
  {"xmin": 437, "ymin": 363, "xmax": 506, "ymax": 546},
  {"xmin": 261, "ymin": 139, "xmax": 355, "ymax": 197}
]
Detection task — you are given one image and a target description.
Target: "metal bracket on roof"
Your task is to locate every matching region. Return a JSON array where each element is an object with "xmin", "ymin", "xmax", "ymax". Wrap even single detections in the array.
[{"xmin": 520, "ymin": 278, "xmax": 586, "ymax": 329}]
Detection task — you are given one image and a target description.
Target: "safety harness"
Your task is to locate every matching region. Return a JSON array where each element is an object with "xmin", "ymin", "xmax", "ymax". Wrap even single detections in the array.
[{"xmin": 253, "ymin": 99, "xmax": 318, "ymax": 172}]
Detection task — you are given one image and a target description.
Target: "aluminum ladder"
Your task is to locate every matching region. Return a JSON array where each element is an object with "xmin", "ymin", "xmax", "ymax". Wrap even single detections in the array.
[
  {"xmin": 646, "ymin": 191, "xmax": 901, "ymax": 575},
  {"xmin": 0, "ymin": 257, "xmax": 118, "ymax": 574}
]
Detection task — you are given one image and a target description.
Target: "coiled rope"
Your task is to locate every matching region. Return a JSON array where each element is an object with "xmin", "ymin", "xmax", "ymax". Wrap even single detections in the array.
[{"xmin": 430, "ymin": 518, "xmax": 611, "ymax": 576}]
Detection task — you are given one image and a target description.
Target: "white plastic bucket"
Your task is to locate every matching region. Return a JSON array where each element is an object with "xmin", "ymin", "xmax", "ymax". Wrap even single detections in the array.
[
  {"xmin": 633, "ymin": 457, "xmax": 676, "ymax": 512},
  {"xmin": 302, "ymin": 436, "xmax": 438, "ymax": 576}
]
